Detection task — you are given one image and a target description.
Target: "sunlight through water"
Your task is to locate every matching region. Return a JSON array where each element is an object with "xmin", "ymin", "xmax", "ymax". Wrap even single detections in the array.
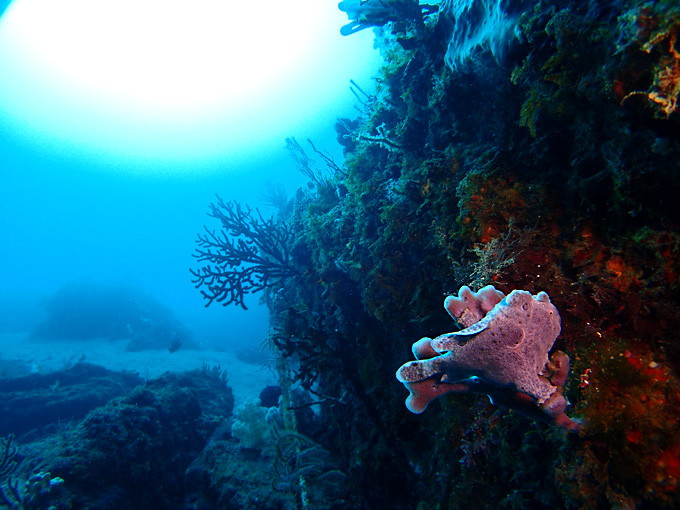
[{"xmin": 0, "ymin": 0, "xmax": 379, "ymax": 171}]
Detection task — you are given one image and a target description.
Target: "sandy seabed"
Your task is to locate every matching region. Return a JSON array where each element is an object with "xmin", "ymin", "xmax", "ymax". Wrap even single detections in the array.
[{"xmin": 0, "ymin": 332, "xmax": 277, "ymax": 406}]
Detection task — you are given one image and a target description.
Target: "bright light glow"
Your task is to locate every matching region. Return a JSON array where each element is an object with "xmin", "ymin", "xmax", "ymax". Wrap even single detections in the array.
[{"xmin": 0, "ymin": 0, "xmax": 379, "ymax": 170}]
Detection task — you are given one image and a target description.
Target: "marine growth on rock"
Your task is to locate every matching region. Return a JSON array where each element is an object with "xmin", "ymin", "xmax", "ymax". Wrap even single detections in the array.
[{"xmin": 396, "ymin": 285, "xmax": 581, "ymax": 431}]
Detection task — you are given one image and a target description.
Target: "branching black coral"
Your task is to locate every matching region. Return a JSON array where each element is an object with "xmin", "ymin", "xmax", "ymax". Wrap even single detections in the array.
[{"xmin": 191, "ymin": 196, "xmax": 298, "ymax": 309}]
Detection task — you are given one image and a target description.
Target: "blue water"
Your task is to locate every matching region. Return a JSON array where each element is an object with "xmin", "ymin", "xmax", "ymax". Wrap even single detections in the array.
[{"xmin": 0, "ymin": 1, "xmax": 380, "ymax": 352}]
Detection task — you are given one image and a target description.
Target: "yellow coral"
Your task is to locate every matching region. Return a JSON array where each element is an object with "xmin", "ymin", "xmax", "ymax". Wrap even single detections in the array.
[{"xmin": 623, "ymin": 24, "xmax": 680, "ymax": 118}]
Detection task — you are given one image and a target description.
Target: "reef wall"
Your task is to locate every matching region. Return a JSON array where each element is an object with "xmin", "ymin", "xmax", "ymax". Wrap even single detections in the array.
[{"xmin": 265, "ymin": 0, "xmax": 680, "ymax": 508}]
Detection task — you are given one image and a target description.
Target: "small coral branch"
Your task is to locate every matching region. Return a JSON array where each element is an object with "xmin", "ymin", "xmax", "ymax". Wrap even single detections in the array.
[
  {"xmin": 285, "ymin": 137, "xmax": 334, "ymax": 189},
  {"xmin": 621, "ymin": 18, "xmax": 680, "ymax": 117},
  {"xmin": 357, "ymin": 122, "xmax": 404, "ymax": 149},
  {"xmin": 0, "ymin": 435, "xmax": 17, "ymax": 480},
  {"xmin": 0, "ymin": 434, "xmax": 19, "ymax": 509},
  {"xmin": 191, "ymin": 196, "xmax": 298, "ymax": 309}
]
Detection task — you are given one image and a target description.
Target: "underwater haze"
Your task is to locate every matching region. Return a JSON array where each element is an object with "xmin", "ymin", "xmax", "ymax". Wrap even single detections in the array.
[
  {"xmin": 0, "ymin": 0, "xmax": 380, "ymax": 351},
  {"xmin": 2, "ymin": 1, "xmax": 680, "ymax": 509}
]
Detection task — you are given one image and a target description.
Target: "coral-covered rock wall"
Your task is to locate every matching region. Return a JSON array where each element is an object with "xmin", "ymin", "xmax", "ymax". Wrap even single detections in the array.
[{"xmin": 270, "ymin": 1, "xmax": 680, "ymax": 508}]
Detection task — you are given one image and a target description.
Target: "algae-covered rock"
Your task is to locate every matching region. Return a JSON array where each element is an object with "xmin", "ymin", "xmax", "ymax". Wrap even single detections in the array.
[{"xmin": 19, "ymin": 367, "xmax": 233, "ymax": 510}]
